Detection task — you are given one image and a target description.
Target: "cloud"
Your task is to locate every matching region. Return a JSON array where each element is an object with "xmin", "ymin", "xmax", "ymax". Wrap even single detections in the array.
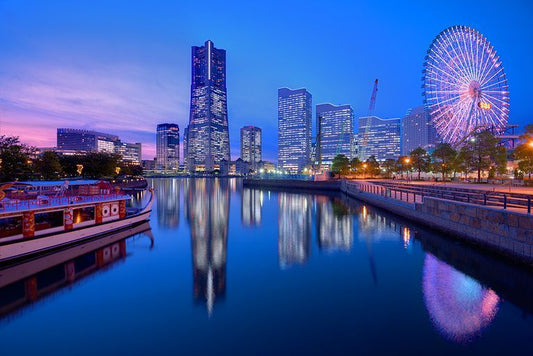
[{"xmin": 0, "ymin": 60, "xmax": 189, "ymax": 159}]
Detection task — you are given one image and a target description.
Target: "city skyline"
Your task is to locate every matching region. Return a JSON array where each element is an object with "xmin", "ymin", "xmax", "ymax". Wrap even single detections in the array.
[{"xmin": 0, "ymin": 1, "xmax": 532, "ymax": 161}]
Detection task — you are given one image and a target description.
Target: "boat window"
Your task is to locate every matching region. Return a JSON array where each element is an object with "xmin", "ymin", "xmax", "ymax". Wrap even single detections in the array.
[
  {"xmin": 73, "ymin": 207, "xmax": 95, "ymax": 224},
  {"xmin": 0, "ymin": 216, "xmax": 23, "ymax": 238},
  {"xmin": 35, "ymin": 211, "xmax": 64, "ymax": 232}
]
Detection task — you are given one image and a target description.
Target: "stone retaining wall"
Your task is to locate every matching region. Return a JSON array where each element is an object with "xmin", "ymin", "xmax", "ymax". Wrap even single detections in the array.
[{"xmin": 340, "ymin": 181, "xmax": 533, "ymax": 264}]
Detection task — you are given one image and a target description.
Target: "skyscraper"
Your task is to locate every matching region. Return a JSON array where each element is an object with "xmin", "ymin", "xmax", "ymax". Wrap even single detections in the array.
[
  {"xmin": 240, "ymin": 126, "xmax": 262, "ymax": 171},
  {"xmin": 156, "ymin": 123, "xmax": 180, "ymax": 172},
  {"xmin": 278, "ymin": 88, "xmax": 312, "ymax": 173},
  {"xmin": 357, "ymin": 116, "xmax": 401, "ymax": 161},
  {"xmin": 316, "ymin": 103, "xmax": 354, "ymax": 166},
  {"xmin": 402, "ymin": 106, "xmax": 438, "ymax": 155},
  {"xmin": 187, "ymin": 40, "xmax": 230, "ymax": 172}
]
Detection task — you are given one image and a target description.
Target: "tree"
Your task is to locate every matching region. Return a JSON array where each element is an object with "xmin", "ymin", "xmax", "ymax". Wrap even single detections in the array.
[
  {"xmin": 34, "ymin": 151, "xmax": 63, "ymax": 180},
  {"xmin": 463, "ymin": 131, "xmax": 502, "ymax": 182},
  {"xmin": 455, "ymin": 147, "xmax": 473, "ymax": 180},
  {"xmin": 365, "ymin": 156, "xmax": 380, "ymax": 178},
  {"xmin": 514, "ymin": 124, "xmax": 533, "ymax": 179},
  {"xmin": 409, "ymin": 147, "xmax": 431, "ymax": 180},
  {"xmin": 331, "ymin": 154, "xmax": 350, "ymax": 177},
  {"xmin": 381, "ymin": 159, "xmax": 396, "ymax": 179},
  {"xmin": 396, "ymin": 156, "xmax": 411, "ymax": 179},
  {"xmin": 432, "ymin": 143, "xmax": 457, "ymax": 181},
  {"xmin": 0, "ymin": 136, "xmax": 34, "ymax": 182},
  {"xmin": 350, "ymin": 157, "xmax": 361, "ymax": 176},
  {"xmin": 81, "ymin": 152, "xmax": 122, "ymax": 178}
]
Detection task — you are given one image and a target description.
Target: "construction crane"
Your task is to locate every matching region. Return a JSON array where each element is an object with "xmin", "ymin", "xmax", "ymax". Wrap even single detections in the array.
[{"xmin": 360, "ymin": 79, "xmax": 378, "ymax": 160}]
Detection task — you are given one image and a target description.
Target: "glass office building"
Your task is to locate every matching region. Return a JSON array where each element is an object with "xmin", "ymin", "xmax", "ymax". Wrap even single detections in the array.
[
  {"xmin": 357, "ymin": 116, "xmax": 401, "ymax": 161},
  {"xmin": 316, "ymin": 103, "xmax": 354, "ymax": 165},
  {"xmin": 278, "ymin": 88, "xmax": 312, "ymax": 173},
  {"xmin": 156, "ymin": 123, "xmax": 180, "ymax": 172}
]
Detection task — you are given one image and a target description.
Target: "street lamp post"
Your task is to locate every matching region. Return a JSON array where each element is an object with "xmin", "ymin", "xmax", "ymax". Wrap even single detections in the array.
[{"xmin": 404, "ymin": 158, "xmax": 411, "ymax": 181}]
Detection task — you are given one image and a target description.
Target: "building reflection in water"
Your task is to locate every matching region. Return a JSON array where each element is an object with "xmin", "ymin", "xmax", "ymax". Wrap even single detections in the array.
[
  {"xmin": 186, "ymin": 179, "xmax": 229, "ymax": 316},
  {"xmin": 241, "ymin": 188, "xmax": 263, "ymax": 227},
  {"xmin": 153, "ymin": 178, "xmax": 180, "ymax": 229},
  {"xmin": 316, "ymin": 196, "xmax": 353, "ymax": 251},
  {"xmin": 422, "ymin": 253, "xmax": 500, "ymax": 343},
  {"xmin": 278, "ymin": 193, "xmax": 311, "ymax": 268}
]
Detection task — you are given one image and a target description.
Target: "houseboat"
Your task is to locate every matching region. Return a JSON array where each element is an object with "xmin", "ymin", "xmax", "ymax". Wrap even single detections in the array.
[{"xmin": 0, "ymin": 180, "xmax": 153, "ymax": 263}]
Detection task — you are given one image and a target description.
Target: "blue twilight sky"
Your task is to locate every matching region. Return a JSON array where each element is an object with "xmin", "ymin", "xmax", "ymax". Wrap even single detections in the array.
[{"xmin": 0, "ymin": 0, "xmax": 532, "ymax": 161}]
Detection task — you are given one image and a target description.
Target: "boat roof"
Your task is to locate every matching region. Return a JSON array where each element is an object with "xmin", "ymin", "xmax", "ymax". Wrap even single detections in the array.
[{"xmin": 15, "ymin": 180, "xmax": 100, "ymax": 187}]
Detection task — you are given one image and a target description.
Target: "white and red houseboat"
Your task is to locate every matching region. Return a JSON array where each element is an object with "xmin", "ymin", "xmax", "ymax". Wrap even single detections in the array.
[{"xmin": 0, "ymin": 180, "xmax": 153, "ymax": 263}]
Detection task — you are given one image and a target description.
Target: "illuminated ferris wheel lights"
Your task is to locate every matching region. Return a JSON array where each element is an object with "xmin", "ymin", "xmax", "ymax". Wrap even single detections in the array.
[{"xmin": 422, "ymin": 26, "xmax": 509, "ymax": 146}]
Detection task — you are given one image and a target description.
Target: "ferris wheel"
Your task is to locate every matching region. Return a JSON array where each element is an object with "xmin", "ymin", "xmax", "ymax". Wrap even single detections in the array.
[{"xmin": 422, "ymin": 26, "xmax": 510, "ymax": 146}]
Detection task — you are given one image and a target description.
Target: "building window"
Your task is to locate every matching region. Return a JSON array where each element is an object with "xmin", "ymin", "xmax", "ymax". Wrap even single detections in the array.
[
  {"xmin": 0, "ymin": 216, "xmax": 23, "ymax": 238},
  {"xmin": 73, "ymin": 207, "xmax": 95, "ymax": 224},
  {"xmin": 35, "ymin": 211, "xmax": 64, "ymax": 232}
]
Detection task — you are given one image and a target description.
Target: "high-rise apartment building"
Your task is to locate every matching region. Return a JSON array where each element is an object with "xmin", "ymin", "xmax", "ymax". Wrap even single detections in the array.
[
  {"xmin": 357, "ymin": 117, "xmax": 401, "ymax": 161},
  {"xmin": 187, "ymin": 40, "xmax": 230, "ymax": 172},
  {"xmin": 316, "ymin": 103, "xmax": 354, "ymax": 165},
  {"xmin": 156, "ymin": 123, "xmax": 180, "ymax": 172},
  {"xmin": 278, "ymin": 88, "xmax": 312, "ymax": 173},
  {"xmin": 402, "ymin": 106, "xmax": 438, "ymax": 155},
  {"xmin": 240, "ymin": 126, "xmax": 262, "ymax": 171}
]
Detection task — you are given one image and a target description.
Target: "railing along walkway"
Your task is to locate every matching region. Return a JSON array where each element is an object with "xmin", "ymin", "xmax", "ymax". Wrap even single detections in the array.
[
  {"xmin": 367, "ymin": 181, "xmax": 533, "ymax": 214},
  {"xmin": 346, "ymin": 181, "xmax": 423, "ymax": 204}
]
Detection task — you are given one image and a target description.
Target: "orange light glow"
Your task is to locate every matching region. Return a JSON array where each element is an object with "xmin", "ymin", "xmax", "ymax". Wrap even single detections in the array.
[{"xmin": 478, "ymin": 102, "xmax": 491, "ymax": 110}]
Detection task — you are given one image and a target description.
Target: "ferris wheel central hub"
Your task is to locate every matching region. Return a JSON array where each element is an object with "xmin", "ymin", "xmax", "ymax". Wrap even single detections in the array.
[{"xmin": 468, "ymin": 81, "xmax": 481, "ymax": 99}]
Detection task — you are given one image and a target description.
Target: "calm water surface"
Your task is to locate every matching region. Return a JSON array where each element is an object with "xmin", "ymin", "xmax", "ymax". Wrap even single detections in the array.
[{"xmin": 1, "ymin": 178, "xmax": 533, "ymax": 355}]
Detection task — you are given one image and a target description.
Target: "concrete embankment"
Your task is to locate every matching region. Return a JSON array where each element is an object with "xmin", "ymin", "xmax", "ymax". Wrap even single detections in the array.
[
  {"xmin": 244, "ymin": 178, "xmax": 533, "ymax": 264},
  {"xmin": 243, "ymin": 179, "xmax": 341, "ymax": 191}
]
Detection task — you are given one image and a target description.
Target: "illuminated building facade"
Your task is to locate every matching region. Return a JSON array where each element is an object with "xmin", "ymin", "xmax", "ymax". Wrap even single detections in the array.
[
  {"xmin": 316, "ymin": 103, "xmax": 354, "ymax": 165},
  {"xmin": 156, "ymin": 123, "xmax": 180, "ymax": 172},
  {"xmin": 278, "ymin": 88, "xmax": 312, "ymax": 173},
  {"xmin": 401, "ymin": 106, "xmax": 438, "ymax": 155},
  {"xmin": 187, "ymin": 40, "xmax": 230, "ymax": 172},
  {"xmin": 357, "ymin": 116, "xmax": 401, "ymax": 161},
  {"xmin": 57, "ymin": 128, "xmax": 141, "ymax": 165},
  {"xmin": 115, "ymin": 142, "xmax": 142, "ymax": 165},
  {"xmin": 57, "ymin": 128, "xmax": 118, "ymax": 152},
  {"xmin": 240, "ymin": 126, "xmax": 262, "ymax": 171}
]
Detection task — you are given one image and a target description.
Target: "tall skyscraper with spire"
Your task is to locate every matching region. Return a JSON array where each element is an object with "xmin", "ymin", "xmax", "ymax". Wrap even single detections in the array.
[{"xmin": 187, "ymin": 40, "xmax": 230, "ymax": 172}]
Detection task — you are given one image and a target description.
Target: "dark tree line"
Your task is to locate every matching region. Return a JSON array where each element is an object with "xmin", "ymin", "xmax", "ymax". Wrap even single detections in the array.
[{"xmin": 0, "ymin": 135, "xmax": 142, "ymax": 182}]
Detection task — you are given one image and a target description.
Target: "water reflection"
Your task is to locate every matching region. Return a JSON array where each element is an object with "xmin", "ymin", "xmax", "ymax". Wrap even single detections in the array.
[
  {"xmin": 153, "ymin": 178, "xmax": 180, "ymax": 228},
  {"xmin": 186, "ymin": 179, "xmax": 229, "ymax": 316},
  {"xmin": 278, "ymin": 193, "xmax": 311, "ymax": 267},
  {"xmin": 0, "ymin": 222, "xmax": 152, "ymax": 321},
  {"xmin": 316, "ymin": 196, "xmax": 353, "ymax": 251},
  {"xmin": 241, "ymin": 188, "xmax": 263, "ymax": 226},
  {"xmin": 423, "ymin": 253, "xmax": 500, "ymax": 342}
]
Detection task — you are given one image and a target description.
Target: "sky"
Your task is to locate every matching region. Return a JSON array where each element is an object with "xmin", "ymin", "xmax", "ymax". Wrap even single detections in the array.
[{"xmin": 0, "ymin": 0, "xmax": 532, "ymax": 161}]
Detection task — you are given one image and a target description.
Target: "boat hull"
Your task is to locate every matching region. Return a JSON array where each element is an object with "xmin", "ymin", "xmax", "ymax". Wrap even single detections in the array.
[{"xmin": 0, "ymin": 209, "xmax": 151, "ymax": 263}]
